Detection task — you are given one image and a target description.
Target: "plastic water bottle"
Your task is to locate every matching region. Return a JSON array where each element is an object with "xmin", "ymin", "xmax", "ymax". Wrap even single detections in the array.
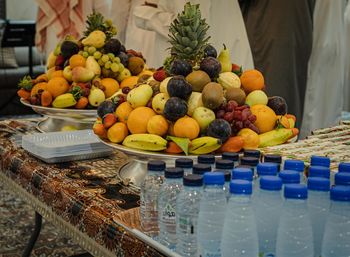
[
  {"xmin": 254, "ymin": 176, "xmax": 283, "ymax": 257},
  {"xmin": 284, "ymin": 159, "xmax": 305, "ymax": 182},
  {"xmin": 308, "ymin": 165, "xmax": 330, "ymax": 179},
  {"xmin": 307, "ymin": 177, "xmax": 330, "ymax": 257},
  {"xmin": 140, "ymin": 161, "xmax": 165, "ymax": 238},
  {"xmin": 158, "ymin": 167, "xmax": 184, "ymax": 250},
  {"xmin": 334, "ymin": 172, "xmax": 350, "ymax": 186},
  {"xmin": 279, "ymin": 170, "xmax": 300, "ymax": 185},
  {"xmin": 214, "ymin": 169, "xmax": 231, "ymax": 199},
  {"xmin": 192, "ymin": 163, "xmax": 211, "ymax": 175},
  {"xmin": 244, "ymin": 149, "xmax": 261, "ymax": 159},
  {"xmin": 221, "ymin": 179, "xmax": 259, "ymax": 257},
  {"xmin": 310, "ymin": 155, "xmax": 331, "ymax": 168},
  {"xmin": 240, "ymin": 156, "xmax": 259, "ymax": 176},
  {"xmin": 264, "ymin": 154, "xmax": 282, "ymax": 171},
  {"xmin": 215, "ymin": 159, "xmax": 234, "ymax": 173},
  {"xmin": 176, "ymin": 174, "xmax": 203, "ymax": 256},
  {"xmin": 276, "ymin": 184, "xmax": 314, "ymax": 257},
  {"xmin": 321, "ymin": 186, "xmax": 350, "ymax": 257},
  {"xmin": 175, "ymin": 158, "xmax": 193, "ymax": 175},
  {"xmin": 339, "ymin": 162, "xmax": 350, "ymax": 173},
  {"xmin": 232, "ymin": 167, "xmax": 253, "ymax": 182},
  {"xmin": 255, "ymin": 163, "xmax": 279, "ymax": 192},
  {"xmin": 197, "ymin": 172, "xmax": 226, "ymax": 257},
  {"xmin": 198, "ymin": 154, "xmax": 215, "ymax": 170},
  {"xmin": 235, "ymin": 165, "xmax": 254, "ymax": 173},
  {"xmin": 222, "ymin": 152, "xmax": 239, "ymax": 167}
]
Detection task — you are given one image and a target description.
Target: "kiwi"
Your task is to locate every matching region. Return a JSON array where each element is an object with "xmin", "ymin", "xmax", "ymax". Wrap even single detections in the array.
[
  {"xmin": 127, "ymin": 56, "xmax": 145, "ymax": 75},
  {"xmin": 202, "ymin": 82, "xmax": 224, "ymax": 109},
  {"xmin": 186, "ymin": 70, "xmax": 211, "ymax": 92},
  {"xmin": 225, "ymin": 87, "xmax": 246, "ymax": 105}
]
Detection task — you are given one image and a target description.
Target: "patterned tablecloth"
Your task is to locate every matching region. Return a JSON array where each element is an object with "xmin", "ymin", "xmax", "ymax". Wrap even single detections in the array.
[{"xmin": 0, "ymin": 119, "xmax": 166, "ymax": 257}]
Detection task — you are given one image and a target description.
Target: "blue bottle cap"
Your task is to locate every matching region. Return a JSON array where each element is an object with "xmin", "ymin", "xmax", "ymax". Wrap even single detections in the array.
[
  {"xmin": 310, "ymin": 156, "xmax": 331, "ymax": 168},
  {"xmin": 284, "ymin": 184, "xmax": 308, "ymax": 199},
  {"xmin": 307, "ymin": 177, "xmax": 330, "ymax": 191},
  {"xmin": 203, "ymin": 172, "xmax": 225, "ymax": 185},
  {"xmin": 330, "ymin": 186, "xmax": 350, "ymax": 201},
  {"xmin": 214, "ymin": 169, "xmax": 231, "ymax": 181},
  {"xmin": 148, "ymin": 160, "xmax": 166, "ymax": 171},
  {"xmin": 308, "ymin": 166, "xmax": 330, "ymax": 179},
  {"xmin": 192, "ymin": 164, "xmax": 211, "ymax": 175},
  {"xmin": 164, "ymin": 167, "xmax": 184, "ymax": 178},
  {"xmin": 339, "ymin": 162, "xmax": 350, "ymax": 173},
  {"xmin": 215, "ymin": 159, "xmax": 234, "ymax": 170},
  {"xmin": 183, "ymin": 174, "xmax": 203, "ymax": 187},
  {"xmin": 232, "ymin": 168, "xmax": 253, "ymax": 181},
  {"xmin": 240, "ymin": 156, "xmax": 259, "ymax": 167},
  {"xmin": 334, "ymin": 172, "xmax": 350, "ymax": 186},
  {"xmin": 198, "ymin": 154, "xmax": 215, "ymax": 164},
  {"xmin": 284, "ymin": 159, "xmax": 304, "ymax": 172},
  {"xmin": 235, "ymin": 165, "xmax": 254, "ymax": 172},
  {"xmin": 257, "ymin": 162, "xmax": 278, "ymax": 176},
  {"xmin": 260, "ymin": 176, "xmax": 282, "ymax": 191},
  {"xmin": 230, "ymin": 179, "xmax": 252, "ymax": 195},
  {"xmin": 244, "ymin": 149, "xmax": 261, "ymax": 159},
  {"xmin": 264, "ymin": 154, "xmax": 282, "ymax": 164},
  {"xmin": 279, "ymin": 170, "xmax": 300, "ymax": 184},
  {"xmin": 175, "ymin": 158, "xmax": 193, "ymax": 168},
  {"xmin": 222, "ymin": 152, "xmax": 239, "ymax": 162}
]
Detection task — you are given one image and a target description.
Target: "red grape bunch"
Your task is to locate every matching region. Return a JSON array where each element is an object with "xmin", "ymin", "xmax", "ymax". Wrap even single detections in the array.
[{"xmin": 216, "ymin": 100, "xmax": 260, "ymax": 134}]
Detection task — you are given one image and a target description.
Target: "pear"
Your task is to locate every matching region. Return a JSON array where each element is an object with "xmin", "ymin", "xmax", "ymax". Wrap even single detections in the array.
[
  {"xmin": 72, "ymin": 66, "xmax": 95, "ymax": 82},
  {"xmin": 86, "ymin": 56, "xmax": 101, "ymax": 76},
  {"xmin": 63, "ymin": 66, "xmax": 73, "ymax": 82},
  {"xmin": 82, "ymin": 30, "xmax": 106, "ymax": 48},
  {"xmin": 218, "ymin": 44, "xmax": 232, "ymax": 73},
  {"xmin": 127, "ymin": 84, "xmax": 153, "ymax": 108},
  {"xmin": 187, "ymin": 92, "xmax": 203, "ymax": 116},
  {"xmin": 88, "ymin": 86, "xmax": 105, "ymax": 107},
  {"xmin": 117, "ymin": 68, "xmax": 131, "ymax": 82},
  {"xmin": 47, "ymin": 51, "xmax": 57, "ymax": 69}
]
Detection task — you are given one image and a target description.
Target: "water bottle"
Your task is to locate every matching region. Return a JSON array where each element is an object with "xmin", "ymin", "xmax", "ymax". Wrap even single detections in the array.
[
  {"xmin": 158, "ymin": 167, "xmax": 184, "ymax": 250},
  {"xmin": 198, "ymin": 154, "xmax": 215, "ymax": 170},
  {"xmin": 321, "ymin": 186, "xmax": 350, "ymax": 257},
  {"xmin": 192, "ymin": 163, "xmax": 211, "ymax": 175},
  {"xmin": 235, "ymin": 164, "xmax": 254, "ymax": 173},
  {"xmin": 214, "ymin": 169, "xmax": 231, "ymax": 199},
  {"xmin": 310, "ymin": 155, "xmax": 331, "ymax": 168},
  {"xmin": 307, "ymin": 177, "xmax": 330, "ymax": 257},
  {"xmin": 284, "ymin": 159, "xmax": 305, "ymax": 181},
  {"xmin": 339, "ymin": 162, "xmax": 350, "ymax": 173},
  {"xmin": 140, "ymin": 160, "xmax": 165, "ymax": 237},
  {"xmin": 308, "ymin": 165, "xmax": 330, "ymax": 179},
  {"xmin": 197, "ymin": 172, "xmax": 226, "ymax": 257},
  {"xmin": 215, "ymin": 159, "xmax": 234, "ymax": 174},
  {"xmin": 221, "ymin": 179, "xmax": 259, "ymax": 257},
  {"xmin": 232, "ymin": 167, "xmax": 253, "ymax": 182},
  {"xmin": 240, "ymin": 156, "xmax": 259, "ymax": 176},
  {"xmin": 276, "ymin": 184, "xmax": 314, "ymax": 257},
  {"xmin": 175, "ymin": 158, "xmax": 193, "ymax": 175},
  {"xmin": 254, "ymin": 176, "xmax": 283, "ymax": 257},
  {"xmin": 279, "ymin": 170, "xmax": 300, "ymax": 185},
  {"xmin": 334, "ymin": 172, "xmax": 350, "ymax": 186},
  {"xmin": 255, "ymin": 163, "xmax": 279, "ymax": 192},
  {"xmin": 264, "ymin": 154, "xmax": 282, "ymax": 171},
  {"xmin": 244, "ymin": 149, "xmax": 261, "ymax": 159},
  {"xmin": 222, "ymin": 152, "xmax": 239, "ymax": 167},
  {"xmin": 176, "ymin": 174, "xmax": 203, "ymax": 256}
]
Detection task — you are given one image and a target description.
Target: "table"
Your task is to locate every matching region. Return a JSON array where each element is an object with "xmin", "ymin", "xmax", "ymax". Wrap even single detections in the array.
[{"xmin": 0, "ymin": 119, "xmax": 178, "ymax": 257}]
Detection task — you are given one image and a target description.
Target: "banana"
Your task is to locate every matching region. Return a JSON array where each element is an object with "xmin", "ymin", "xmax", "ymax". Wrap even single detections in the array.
[
  {"xmin": 259, "ymin": 128, "xmax": 293, "ymax": 148},
  {"xmin": 52, "ymin": 93, "xmax": 76, "ymax": 108},
  {"xmin": 122, "ymin": 134, "xmax": 167, "ymax": 151},
  {"xmin": 189, "ymin": 136, "xmax": 221, "ymax": 155}
]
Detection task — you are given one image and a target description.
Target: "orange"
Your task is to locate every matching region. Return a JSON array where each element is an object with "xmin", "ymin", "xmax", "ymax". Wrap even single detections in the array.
[
  {"xmin": 69, "ymin": 54, "xmax": 86, "ymax": 69},
  {"xmin": 115, "ymin": 102, "xmax": 133, "ymax": 123},
  {"xmin": 127, "ymin": 107, "xmax": 156, "ymax": 134},
  {"xmin": 51, "ymin": 70, "xmax": 64, "ymax": 78},
  {"xmin": 237, "ymin": 128, "xmax": 260, "ymax": 149},
  {"xmin": 30, "ymin": 82, "xmax": 48, "ymax": 97},
  {"xmin": 46, "ymin": 77, "xmax": 70, "ymax": 98},
  {"xmin": 120, "ymin": 76, "xmax": 139, "ymax": 89},
  {"xmin": 250, "ymin": 104, "xmax": 277, "ymax": 133},
  {"xmin": 173, "ymin": 116, "xmax": 200, "ymax": 140},
  {"xmin": 147, "ymin": 115, "xmax": 169, "ymax": 136},
  {"xmin": 107, "ymin": 122, "xmax": 129, "ymax": 143},
  {"xmin": 240, "ymin": 69, "xmax": 265, "ymax": 94},
  {"xmin": 101, "ymin": 78, "xmax": 119, "ymax": 98}
]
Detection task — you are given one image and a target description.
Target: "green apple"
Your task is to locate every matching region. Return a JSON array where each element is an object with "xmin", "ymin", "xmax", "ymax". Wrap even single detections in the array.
[
  {"xmin": 245, "ymin": 90, "xmax": 268, "ymax": 106},
  {"xmin": 192, "ymin": 106, "xmax": 216, "ymax": 132}
]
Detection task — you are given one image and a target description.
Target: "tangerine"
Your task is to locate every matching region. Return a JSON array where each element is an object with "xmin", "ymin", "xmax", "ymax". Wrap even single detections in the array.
[
  {"xmin": 69, "ymin": 54, "xmax": 86, "ymax": 69},
  {"xmin": 250, "ymin": 104, "xmax": 277, "ymax": 133},
  {"xmin": 47, "ymin": 77, "xmax": 70, "ymax": 98},
  {"xmin": 51, "ymin": 70, "xmax": 64, "ymax": 78},
  {"xmin": 173, "ymin": 116, "xmax": 200, "ymax": 140},
  {"xmin": 240, "ymin": 69, "xmax": 265, "ymax": 94},
  {"xmin": 107, "ymin": 122, "xmax": 129, "ymax": 143},
  {"xmin": 127, "ymin": 107, "xmax": 156, "ymax": 134},
  {"xmin": 237, "ymin": 128, "xmax": 260, "ymax": 149},
  {"xmin": 101, "ymin": 78, "xmax": 119, "ymax": 98},
  {"xmin": 147, "ymin": 115, "xmax": 169, "ymax": 136},
  {"xmin": 120, "ymin": 76, "xmax": 139, "ymax": 89},
  {"xmin": 30, "ymin": 82, "xmax": 48, "ymax": 97},
  {"xmin": 115, "ymin": 102, "xmax": 133, "ymax": 123}
]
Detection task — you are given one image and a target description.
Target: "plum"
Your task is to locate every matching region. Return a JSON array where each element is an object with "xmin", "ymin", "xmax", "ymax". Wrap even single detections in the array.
[
  {"xmin": 170, "ymin": 59, "xmax": 193, "ymax": 76},
  {"xmin": 267, "ymin": 96, "xmax": 288, "ymax": 115},
  {"xmin": 207, "ymin": 119, "xmax": 232, "ymax": 143},
  {"xmin": 97, "ymin": 100, "xmax": 116, "ymax": 118},
  {"xmin": 200, "ymin": 57, "xmax": 221, "ymax": 79},
  {"xmin": 163, "ymin": 97, "xmax": 188, "ymax": 121},
  {"xmin": 167, "ymin": 76, "xmax": 192, "ymax": 100},
  {"xmin": 204, "ymin": 44, "xmax": 217, "ymax": 58}
]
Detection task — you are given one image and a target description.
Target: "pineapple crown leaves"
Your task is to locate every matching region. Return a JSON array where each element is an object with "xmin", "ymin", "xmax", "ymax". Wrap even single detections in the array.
[
  {"xmin": 83, "ymin": 11, "xmax": 117, "ymax": 40},
  {"xmin": 71, "ymin": 86, "xmax": 83, "ymax": 101},
  {"xmin": 18, "ymin": 75, "xmax": 33, "ymax": 91},
  {"xmin": 168, "ymin": 2, "xmax": 210, "ymax": 62}
]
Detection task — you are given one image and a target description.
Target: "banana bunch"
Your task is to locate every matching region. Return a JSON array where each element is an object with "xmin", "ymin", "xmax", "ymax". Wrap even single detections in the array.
[
  {"xmin": 122, "ymin": 134, "xmax": 167, "ymax": 151},
  {"xmin": 189, "ymin": 136, "xmax": 221, "ymax": 155},
  {"xmin": 259, "ymin": 128, "xmax": 294, "ymax": 148},
  {"xmin": 52, "ymin": 93, "xmax": 76, "ymax": 108}
]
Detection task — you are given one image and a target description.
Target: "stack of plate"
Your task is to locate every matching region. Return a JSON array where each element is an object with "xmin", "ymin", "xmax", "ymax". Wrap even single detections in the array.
[{"xmin": 22, "ymin": 130, "xmax": 113, "ymax": 163}]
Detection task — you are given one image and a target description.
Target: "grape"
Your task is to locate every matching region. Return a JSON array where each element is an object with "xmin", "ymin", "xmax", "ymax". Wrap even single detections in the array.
[
  {"xmin": 216, "ymin": 109, "xmax": 225, "ymax": 119},
  {"xmin": 118, "ymin": 63, "xmax": 125, "ymax": 72},
  {"xmin": 243, "ymin": 120, "xmax": 251, "ymax": 127},
  {"xmin": 107, "ymin": 53, "xmax": 115, "ymax": 60},
  {"xmin": 233, "ymin": 111, "xmax": 242, "ymax": 120},
  {"xmin": 78, "ymin": 50, "xmax": 84, "ymax": 56},
  {"xmin": 88, "ymin": 46, "xmax": 96, "ymax": 55},
  {"xmin": 82, "ymin": 51, "xmax": 89, "ymax": 58},
  {"xmin": 104, "ymin": 61, "xmax": 112, "ymax": 69},
  {"xmin": 248, "ymin": 115, "xmax": 257, "ymax": 123},
  {"xmin": 146, "ymin": 100, "xmax": 153, "ymax": 108},
  {"xmin": 235, "ymin": 121, "xmax": 243, "ymax": 130},
  {"xmin": 98, "ymin": 59, "xmax": 105, "ymax": 67},
  {"xmin": 242, "ymin": 108, "xmax": 250, "ymax": 120},
  {"xmin": 223, "ymin": 112, "xmax": 234, "ymax": 123},
  {"xmin": 122, "ymin": 87, "xmax": 131, "ymax": 94},
  {"xmin": 93, "ymin": 51, "xmax": 102, "ymax": 60},
  {"xmin": 83, "ymin": 46, "xmax": 89, "ymax": 52},
  {"xmin": 248, "ymin": 124, "xmax": 260, "ymax": 134},
  {"xmin": 111, "ymin": 63, "xmax": 119, "ymax": 73},
  {"xmin": 113, "ymin": 57, "xmax": 121, "ymax": 63},
  {"xmin": 101, "ymin": 54, "xmax": 109, "ymax": 63},
  {"xmin": 82, "ymin": 88, "xmax": 90, "ymax": 96},
  {"xmin": 226, "ymin": 100, "xmax": 238, "ymax": 112}
]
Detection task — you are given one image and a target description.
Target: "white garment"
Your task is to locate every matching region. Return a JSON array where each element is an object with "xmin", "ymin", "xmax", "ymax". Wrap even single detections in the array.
[
  {"xmin": 111, "ymin": 0, "xmax": 131, "ymax": 44},
  {"xmin": 300, "ymin": 0, "xmax": 346, "ymax": 138},
  {"xmin": 344, "ymin": 1, "xmax": 350, "ymax": 112},
  {"xmin": 133, "ymin": 0, "xmax": 254, "ymax": 69}
]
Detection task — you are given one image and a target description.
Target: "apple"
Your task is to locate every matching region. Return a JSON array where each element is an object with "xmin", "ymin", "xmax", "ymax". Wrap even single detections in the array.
[
  {"xmin": 152, "ymin": 93, "xmax": 169, "ymax": 114},
  {"xmin": 63, "ymin": 65, "xmax": 73, "ymax": 82},
  {"xmin": 245, "ymin": 90, "xmax": 268, "ymax": 106},
  {"xmin": 192, "ymin": 106, "xmax": 216, "ymax": 132}
]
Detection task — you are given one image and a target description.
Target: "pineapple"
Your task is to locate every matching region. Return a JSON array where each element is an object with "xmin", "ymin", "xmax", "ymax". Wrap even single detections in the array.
[
  {"xmin": 168, "ymin": 2, "xmax": 210, "ymax": 66},
  {"xmin": 83, "ymin": 11, "xmax": 117, "ymax": 40}
]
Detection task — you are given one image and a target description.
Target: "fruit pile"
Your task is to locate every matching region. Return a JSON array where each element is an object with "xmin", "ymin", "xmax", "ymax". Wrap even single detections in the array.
[
  {"xmin": 17, "ymin": 12, "xmax": 152, "ymax": 109},
  {"xmin": 93, "ymin": 3, "xmax": 299, "ymax": 155}
]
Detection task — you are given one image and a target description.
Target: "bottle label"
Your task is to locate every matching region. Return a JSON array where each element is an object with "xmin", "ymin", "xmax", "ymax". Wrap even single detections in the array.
[
  {"xmin": 178, "ymin": 215, "xmax": 196, "ymax": 234},
  {"xmin": 162, "ymin": 203, "xmax": 176, "ymax": 223}
]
